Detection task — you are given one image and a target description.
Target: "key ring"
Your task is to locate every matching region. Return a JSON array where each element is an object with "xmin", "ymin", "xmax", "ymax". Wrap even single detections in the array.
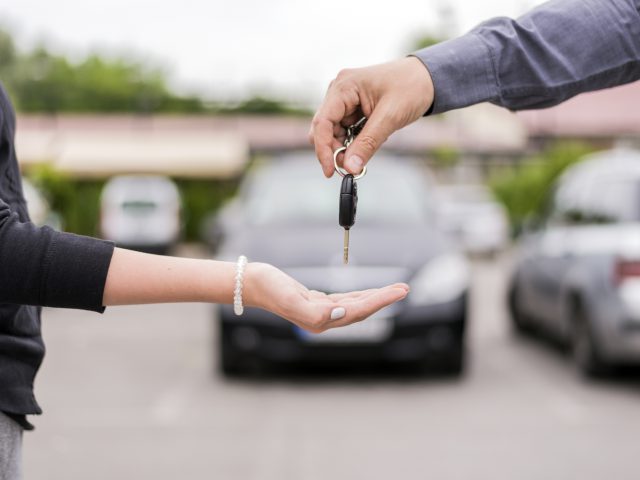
[
  {"xmin": 333, "ymin": 117, "xmax": 368, "ymax": 180},
  {"xmin": 333, "ymin": 147, "xmax": 367, "ymax": 179}
]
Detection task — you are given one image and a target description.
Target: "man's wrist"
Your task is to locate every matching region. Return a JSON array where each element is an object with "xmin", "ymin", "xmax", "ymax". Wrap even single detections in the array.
[{"xmin": 403, "ymin": 56, "xmax": 435, "ymax": 116}]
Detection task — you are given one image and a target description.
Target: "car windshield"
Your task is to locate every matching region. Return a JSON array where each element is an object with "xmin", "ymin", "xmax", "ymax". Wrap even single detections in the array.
[
  {"xmin": 558, "ymin": 177, "xmax": 640, "ymax": 224},
  {"xmin": 121, "ymin": 201, "xmax": 158, "ymax": 213},
  {"xmin": 245, "ymin": 164, "xmax": 432, "ymax": 226}
]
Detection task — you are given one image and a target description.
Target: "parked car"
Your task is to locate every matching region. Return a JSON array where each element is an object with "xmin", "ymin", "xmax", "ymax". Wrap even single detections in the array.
[
  {"xmin": 436, "ymin": 184, "xmax": 510, "ymax": 256},
  {"xmin": 509, "ymin": 149, "xmax": 640, "ymax": 376},
  {"xmin": 100, "ymin": 175, "xmax": 181, "ymax": 254},
  {"xmin": 213, "ymin": 154, "xmax": 470, "ymax": 376}
]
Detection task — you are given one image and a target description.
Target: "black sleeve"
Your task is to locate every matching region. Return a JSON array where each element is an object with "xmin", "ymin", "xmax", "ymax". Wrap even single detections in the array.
[{"xmin": 0, "ymin": 197, "xmax": 115, "ymax": 312}]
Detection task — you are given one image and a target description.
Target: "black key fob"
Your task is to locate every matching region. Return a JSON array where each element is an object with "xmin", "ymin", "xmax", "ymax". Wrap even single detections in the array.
[{"xmin": 339, "ymin": 174, "xmax": 357, "ymax": 229}]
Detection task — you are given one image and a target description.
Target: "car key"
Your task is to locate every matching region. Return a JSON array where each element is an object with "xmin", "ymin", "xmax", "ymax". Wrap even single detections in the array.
[
  {"xmin": 339, "ymin": 174, "xmax": 357, "ymax": 264},
  {"xmin": 333, "ymin": 117, "xmax": 368, "ymax": 265}
]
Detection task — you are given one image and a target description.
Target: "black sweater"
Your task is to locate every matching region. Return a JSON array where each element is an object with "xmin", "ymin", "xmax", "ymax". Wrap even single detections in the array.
[{"xmin": 0, "ymin": 84, "xmax": 115, "ymax": 429}]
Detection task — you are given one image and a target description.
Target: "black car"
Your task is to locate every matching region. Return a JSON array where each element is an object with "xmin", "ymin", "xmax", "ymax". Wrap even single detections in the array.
[{"xmin": 212, "ymin": 153, "xmax": 470, "ymax": 375}]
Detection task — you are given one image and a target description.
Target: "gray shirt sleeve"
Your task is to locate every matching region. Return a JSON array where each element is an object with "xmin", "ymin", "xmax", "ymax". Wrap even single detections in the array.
[{"xmin": 413, "ymin": 0, "xmax": 640, "ymax": 114}]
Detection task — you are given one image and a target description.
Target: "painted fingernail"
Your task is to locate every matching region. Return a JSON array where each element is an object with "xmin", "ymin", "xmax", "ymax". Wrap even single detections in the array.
[
  {"xmin": 346, "ymin": 155, "xmax": 363, "ymax": 173},
  {"xmin": 330, "ymin": 307, "xmax": 346, "ymax": 320}
]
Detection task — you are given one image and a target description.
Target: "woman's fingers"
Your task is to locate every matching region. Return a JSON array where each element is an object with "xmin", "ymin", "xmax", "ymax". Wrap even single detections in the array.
[
  {"xmin": 309, "ymin": 283, "xmax": 409, "ymax": 303},
  {"xmin": 298, "ymin": 285, "xmax": 409, "ymax": 333},
  {"xmin": 328, "ymin": 284, "xmax": 409, "ymax": 303},
  {"xmin": 327, "ymin": 286, "xmax": 409, "ymax": 329}
]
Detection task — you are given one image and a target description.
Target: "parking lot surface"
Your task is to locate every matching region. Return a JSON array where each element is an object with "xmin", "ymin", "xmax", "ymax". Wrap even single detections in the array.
[{"xmin": 24, "ymin": 254, "xmax": 640, "ymax": 480}]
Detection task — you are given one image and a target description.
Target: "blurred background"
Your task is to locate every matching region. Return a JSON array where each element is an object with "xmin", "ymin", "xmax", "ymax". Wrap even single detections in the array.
[{"xmin": 2, "ymin": 0, "xmax": 640, "ymax": 478}]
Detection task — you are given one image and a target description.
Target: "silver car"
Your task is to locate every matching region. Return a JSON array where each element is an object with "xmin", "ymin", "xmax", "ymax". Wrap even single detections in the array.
[
  {"xmin": 100, "ymin": 175, "xmax": 181, "ymax": 254},
  {"xmin": 509, "ymin": 149, "xmax": 640, "ymax": 376}
]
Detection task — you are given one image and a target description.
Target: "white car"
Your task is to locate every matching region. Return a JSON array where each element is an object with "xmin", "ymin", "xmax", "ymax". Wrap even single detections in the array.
[
  {"xmin": 436, "ymin": 184, "xmax": 510, "ymax": 256},
  {"xmin": 100, "ymin": 175, "xmax": 181, "ymax": 254}
]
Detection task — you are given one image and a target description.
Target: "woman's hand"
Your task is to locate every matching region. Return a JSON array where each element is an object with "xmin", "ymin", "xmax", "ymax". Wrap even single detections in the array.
[
  {"xmin": 243, "ymin": 263, "xmax": 409, "ymax": 333},
  {"xmin": 309, "ymin": 57, "xmax": 434, "ymax": 178},
  {"xmin": 103, "ymin": 250, "xmax": 407, "ymax": 333}
]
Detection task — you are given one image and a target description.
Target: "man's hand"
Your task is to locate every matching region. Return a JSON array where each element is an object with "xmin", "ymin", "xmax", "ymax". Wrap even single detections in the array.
[
  {"xmin": 244, "ymin": 263, "xmax": 409, "ymax": 333},
  {"xmin": 309, "ymin": 57, "xmax": 435, "ymax": 178}
]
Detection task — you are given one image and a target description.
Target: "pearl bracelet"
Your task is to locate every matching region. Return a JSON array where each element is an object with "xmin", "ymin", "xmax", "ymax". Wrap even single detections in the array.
[{"xmin": 233, "ymin": 255, "xmax": 248, "ymax": 316}]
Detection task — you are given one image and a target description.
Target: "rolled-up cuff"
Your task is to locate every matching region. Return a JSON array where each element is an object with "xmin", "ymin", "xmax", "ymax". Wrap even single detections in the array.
[
  {"xmin": 411, "ymin": 33, "xmax": 499, "ymax": 114},
  {"xmin": 43, "ymin": 231, "xmax": 115, "ymax": 312}
]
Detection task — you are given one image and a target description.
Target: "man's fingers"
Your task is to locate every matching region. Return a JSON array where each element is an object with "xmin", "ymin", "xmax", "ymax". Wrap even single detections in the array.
[
  {"xmin": 310, "ymin": 89, "xmax": 351, "ymax": 178},
  {"xmin": 333, "ymin": 123, "xmax": 347, "ymax": 138},
  {"xmin": 310, "ymin": 116, "xmax": 339, "ymax": 178},
  {"xmin": 310, "ymin": 77, "xmax": 366, "ymax": 177},
  {"xmin": 343, "ymin": 104, "xmax": 397, "ymax": 175},
  {"xmin": 340, "ymin": 112, "xmax": 363, "ymax": 128}
]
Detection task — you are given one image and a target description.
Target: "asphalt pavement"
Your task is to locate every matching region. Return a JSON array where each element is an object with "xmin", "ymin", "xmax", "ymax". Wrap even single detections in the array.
[{"xmin": 23, "ymin": 252, "xmax": 640, "ymax": 480}]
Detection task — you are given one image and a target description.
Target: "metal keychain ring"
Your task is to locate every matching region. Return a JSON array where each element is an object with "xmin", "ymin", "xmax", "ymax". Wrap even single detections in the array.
[{"xmin": 333, "ymin": 146, "xmax": 367, "ymax": 179}]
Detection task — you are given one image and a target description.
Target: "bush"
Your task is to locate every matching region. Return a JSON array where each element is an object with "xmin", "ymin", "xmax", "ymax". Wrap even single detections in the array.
[
  {"xmin": 174, "ymin": 179, "xmax": 240, "ymax": 240},
  {"xmin": 489, "ymin": 142, "xmax": 593, "ymax": 234}
]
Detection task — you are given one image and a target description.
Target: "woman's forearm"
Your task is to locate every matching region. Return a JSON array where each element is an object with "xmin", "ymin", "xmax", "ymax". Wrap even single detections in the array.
[
  {"xmin": 101, "ymin": 247, "xmax": 409, "ymax": 334},
  {"xmin": 102, "ymin": 247, "xmax": 237, "ymax": 306}
]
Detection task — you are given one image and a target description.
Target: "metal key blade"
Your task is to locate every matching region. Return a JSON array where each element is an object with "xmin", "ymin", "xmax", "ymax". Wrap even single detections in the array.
[{"xmin": 343, "ymin": 229, "xmax": 350, "ymax": 264}]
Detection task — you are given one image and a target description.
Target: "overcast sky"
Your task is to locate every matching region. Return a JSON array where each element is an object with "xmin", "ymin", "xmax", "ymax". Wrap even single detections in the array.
[{"xmin": 0, "ymin": 0, "xmax": 545, "ymax": 105}]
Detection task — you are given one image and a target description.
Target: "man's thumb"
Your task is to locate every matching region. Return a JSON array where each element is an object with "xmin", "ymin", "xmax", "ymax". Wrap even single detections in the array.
[{"xmin": 344, "ymin": 111, "xmax": 394, "ymax": 174}]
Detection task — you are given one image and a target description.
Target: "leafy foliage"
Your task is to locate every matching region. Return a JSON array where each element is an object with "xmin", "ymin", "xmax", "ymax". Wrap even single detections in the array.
[
  {"xmin": 412, "ymin": 34, "xmax": 445, "ymax": 50},
  {"xmin": 212, "ymin": 96, "xmax": 311, "ymax": 116},
  {"xmin": 2, "ymin": 40, "xmax": 206, "ymax": 114},
  {"xmin": 0, "ymin": 28, "xmax": 307, "ymax": 115},
  {"xmin": 26, "ymin": 164, "xmax": 102, "ymax": 234},
  {"xmin": 431, "ymin": 145, "xmax": 460, "ymax": 168},
  {"xmin": 489, "ymin": 142, "xmax": 593, "ymax": 233},
  {"xmin": 174, "ymin": 178, "xmax": 240, "ymax": 240}
]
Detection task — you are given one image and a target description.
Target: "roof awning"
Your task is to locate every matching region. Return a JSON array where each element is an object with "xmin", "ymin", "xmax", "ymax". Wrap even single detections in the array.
[{"xmin": 16, "ymin": 130, "xmax": 249, "ymax": 179}]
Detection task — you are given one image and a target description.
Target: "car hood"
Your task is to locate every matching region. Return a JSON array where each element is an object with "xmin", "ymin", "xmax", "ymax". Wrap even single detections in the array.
[{"xmin": 218, "ymin": 223, "xmax": 448, "ymax": 290}]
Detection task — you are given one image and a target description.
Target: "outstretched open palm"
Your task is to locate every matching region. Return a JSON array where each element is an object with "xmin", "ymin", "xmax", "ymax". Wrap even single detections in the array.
[{"xmin": 244, "ymin": 263, "xmax": 409, "ymax": 333}]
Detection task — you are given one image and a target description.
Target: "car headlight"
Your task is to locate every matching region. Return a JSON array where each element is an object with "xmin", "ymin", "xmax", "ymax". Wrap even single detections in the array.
[{"xmin": 409, "ymin": 253, "xmax": 470, "ymax": 306}]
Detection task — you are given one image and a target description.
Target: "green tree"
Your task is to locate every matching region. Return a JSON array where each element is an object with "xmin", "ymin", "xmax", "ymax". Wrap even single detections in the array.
[
  {"xmin": 0, "ymin": 28, "xmax": 206, "ymax": 114},
  {"xmin": 214, "ymin": 95, "xmax": 311, "ymax": 116},
  {"xmin": 489, "ymin": 142, "xmax": 594, "ymax": 233},
  {"xmin": 9, "ymin": 47, "xmax": 75, "ymax": 112},
  {"xmin": 412, "ymin": 34, "xmax": 444, "ymax": 50},
  {"xmin": 0, "ymin": 29, "xmax": 16, "ymax": 70},
  {"xmin": 0, "ymin": 27, "xmax": 307, "ymax": 115}
]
